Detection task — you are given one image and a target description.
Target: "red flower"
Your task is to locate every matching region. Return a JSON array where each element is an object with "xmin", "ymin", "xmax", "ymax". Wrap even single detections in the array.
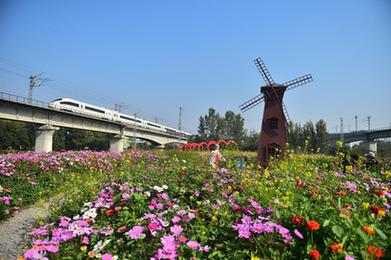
[
  {"xmin": 330, "ymin": 242, "xmax": 343, "ymax": 253},
  {"xmin": 291, "ymin": 215, "xmax": 304, "ymax": 225},
  {"xmin": 104, "ymin": 209, "xmax": 114, "ymax": 216},
  {"xmin": 371, "ymin": 205, "xmax": 379, "ymax": 215},
  {"xmin": 117, "ymin": 225, "xmax": 127, "ymax": 233},
  {"xmin": 296, "ymin": 180, "xmax": 303, "ymax": 188},
  {"xmin": 336, "ymin": 191, "xmax": 346, "ymax": 196},
  {"xmin": 368, "ymin": 245, "xmax": 384, "ymax": 258},
  {"xmin": 114, "ymin": 206, "xmax": 122, "ymax": 214},
  {"xmin": 306, "ymin": 220, "xmax": 320, "ymax": 231},
  {"xmin": 373, "ymin": 190, "xmax": 384, "ymax": 196},
  {"xmin": 309, "ymin": 249, "xmax": 321, "ymax": 259}
]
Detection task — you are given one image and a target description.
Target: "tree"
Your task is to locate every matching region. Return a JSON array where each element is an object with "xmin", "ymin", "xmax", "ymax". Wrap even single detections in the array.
[
  {"xmin": 315, "ymin": 119, "xmax": 329, "ymax": 153},
  {"xmin": 0, "ymin": 120, "xmax": 33, "ymax": 150},
  {"xmin": 222, "ymin": 111, "xmax": 245, "ymax": 144},
  {"xmin": 303, "ymin": 121, "xmax": 316, "ymax": 151}
]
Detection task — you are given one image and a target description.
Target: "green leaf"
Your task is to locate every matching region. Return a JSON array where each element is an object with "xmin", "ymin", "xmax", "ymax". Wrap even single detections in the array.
[
  {"xmin": 374, "ymin": 227, "xmax": 387, "ymax": 240},
  {"xmin": 332, "ymin": 225, "xmax": 344, "ymax": 238},
  {"xmin": 323, "ymin": 219, "xmax": 330, "ymax": 227},
  {"xmin": 356, "ymin": 228, "xmax": 369, "ymax": 244}
]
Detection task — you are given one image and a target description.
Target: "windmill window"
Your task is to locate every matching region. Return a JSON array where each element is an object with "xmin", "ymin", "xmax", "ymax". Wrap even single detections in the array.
[{"xmin": 269, "ymin": 118, "xmax": 278, "ymax": 129}]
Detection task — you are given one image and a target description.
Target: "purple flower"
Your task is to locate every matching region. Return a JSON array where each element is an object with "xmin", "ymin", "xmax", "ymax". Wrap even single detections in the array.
[
  {"xmin": 170, "ymin": 225, "xmax": 183, "ymax": 236},
  {"xmin": 46, "ymin": 244, "xmax": 59, "ymax": 253},
  {"xmin": 128, "ymin": 226, "xmax": 145, "ymax": 240},
  {"xmin": 187, "ymin": 240, "xmax": 200, "ymax": 250},
  {"xmin": 102, "ymin": 253, "xmax": 113, "ymax": 260},
  {"xmin": 294, "ymin": 229, "xmax": 304, "ymax": 239},
  {"xmin": 345, "ymin": 256, "xmax": 355, "ymax": 260},
  {"xmin": 172, "ymin": 216, "xmax": 181, "ymax": 223}
]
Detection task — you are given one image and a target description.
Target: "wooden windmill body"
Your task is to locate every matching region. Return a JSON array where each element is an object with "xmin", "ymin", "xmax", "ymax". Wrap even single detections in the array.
[{"xmin": 240, "ymin": 58, "xmax": 313, "ymax": 166}]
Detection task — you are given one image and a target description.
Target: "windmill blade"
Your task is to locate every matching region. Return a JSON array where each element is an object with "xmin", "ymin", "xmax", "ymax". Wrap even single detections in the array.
[
  {"xmin": 239, "ymin": 94, "xmax": 264, "ymax": 113},
  {"xmin": 254, "ymin": 58, "xmax": 274, "ymax": 85},
  {"xmin": 282, "ymin": 101, "xmax": 291, "ymax": 125},
  {"xmin": 284, "ymin": 74, "xmax": 313, "ymax": 91}
]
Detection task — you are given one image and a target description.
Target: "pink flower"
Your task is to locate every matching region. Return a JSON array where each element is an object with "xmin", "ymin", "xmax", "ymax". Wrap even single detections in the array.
[
  {"xmin": 102, "ymin": 253, "xmax": 113, "ymax": 260},
  {"xmin": 178, "ymin": 235, "xmax": 187, "ymax": 243},
  {"xmin": 82, "ymin": 236, "xmax": 89, "ymax": 244},
  {"xmin": 46, "ymin": 244, "xmax": 59, "ymax": 253},
  {"xmin": 294, "ymin": 229, "xmax": 304, "ymax": 239},
  {"xmin": 187, "ymin": 240, "xmax": 200, "ymax": 250},
  {"xmin": 170, "ymin": 225, "xmax": 183, "ymax": 236},
  {"xmin": 172, "ymin": 216, "xmax": 181, "ymax": 223},
  {"xmin": 161, "ymin": 235, "xmax": 176, "ymax": 246},
  {"xmin": 188, "ymin": 213, "xmax": 195, "ymax": 220},
  {"xmin": 177, "ymin": 209, "xmax": 186, "ymax": 215},
  {"xmin": 128, "ymin": 226, "xmax": 145, "ymax": 240},
  {"xmin": 148, "ymin": 221, "xmax": 160, "ymax": 232}
]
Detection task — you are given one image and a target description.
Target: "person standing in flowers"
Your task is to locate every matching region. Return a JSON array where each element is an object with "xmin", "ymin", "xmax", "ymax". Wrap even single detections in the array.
[{"xmin": 209, "ymin": 144, "xmax": 225, "ymax": 169}]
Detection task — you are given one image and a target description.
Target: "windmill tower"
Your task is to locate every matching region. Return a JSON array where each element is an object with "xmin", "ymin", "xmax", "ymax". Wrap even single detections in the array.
[{"xmin": 239, "ymin": 57, "xmax": 313, "ymax": 166}]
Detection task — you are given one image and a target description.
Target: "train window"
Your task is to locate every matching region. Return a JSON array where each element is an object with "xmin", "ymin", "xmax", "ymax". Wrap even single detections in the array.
[
  {"xmin": 120, "ymin": 115, "xmax": 142, "ymax": 123},
  {"xmin": 60, "ymin": 101, "xmax": 79, "ymax": 107},
  {"xmin": 85, "ymin": 106, "xmax": 105, "ymax": 114},
  {"xmin": 147, "ymin": 123, "xmax": 161, "ymax": 128}
]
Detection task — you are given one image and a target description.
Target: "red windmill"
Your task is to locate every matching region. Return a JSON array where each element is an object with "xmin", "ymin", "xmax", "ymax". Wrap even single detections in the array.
[{"xmin": 239, "ymin": 57, "xmax": 313, "ymax": 166}]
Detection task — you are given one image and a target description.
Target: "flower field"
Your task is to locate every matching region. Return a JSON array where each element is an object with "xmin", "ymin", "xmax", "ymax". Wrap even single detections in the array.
[{"xmin": 1, "ymin": 150, "xmax": 390, "ymax": 259}]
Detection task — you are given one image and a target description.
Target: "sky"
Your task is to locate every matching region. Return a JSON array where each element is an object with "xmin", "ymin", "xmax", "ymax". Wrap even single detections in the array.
[{"xmin": 1, "ymin": 0, "xmax": 390, "ymax": 134}]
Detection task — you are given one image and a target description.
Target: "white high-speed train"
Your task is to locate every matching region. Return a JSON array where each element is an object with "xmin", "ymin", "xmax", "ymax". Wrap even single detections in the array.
[{"xmin": 48, "ymin": 98, "xmax": 192, "ymax": 137}]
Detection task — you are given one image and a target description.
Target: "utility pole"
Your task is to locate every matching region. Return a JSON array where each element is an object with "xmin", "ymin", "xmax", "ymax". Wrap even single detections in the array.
[
  {"xmin": 178, "ymin": 106, "xmax": 182, "ymax": 131},
  {"xmin": 28, "ymin": 73, "xmax": 51, "ymax": 103},
  {"xmin": 355, "ymin": 115, "xmax": 358, "ymax": 132},
  {"xmin": 114, "ymin": 104, "xmax": 122, "ymax": 112},
  {"xmin": 367, "ymin": 116, "xmax": 371, "ymax": 131},
  {"xmin": 133, "ymin": 112, "xmax": 138, "ymax": 150},
  {"xmin": 340, "ymin": 117, "xmax": 344, "ymax": 141}
]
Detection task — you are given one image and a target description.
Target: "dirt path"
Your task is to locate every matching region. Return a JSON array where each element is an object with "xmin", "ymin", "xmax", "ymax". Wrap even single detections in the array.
[{"xmin": 0, "ymin": 201, "xmax": 51, "ymax": 259}]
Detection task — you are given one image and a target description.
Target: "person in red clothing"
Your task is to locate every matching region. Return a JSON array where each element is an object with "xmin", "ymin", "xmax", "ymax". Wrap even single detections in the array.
[{"xmin": 209, "ymin": 144, "xmax": 225, "ymax": 169}]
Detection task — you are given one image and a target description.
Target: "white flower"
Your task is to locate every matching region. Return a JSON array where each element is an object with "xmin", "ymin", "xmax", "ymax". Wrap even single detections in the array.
[
  {"xmin": 162, "ymin": 185, "xmax": 168, "ymax": 190},
  {"xmin": 153, "ymin": 186, "xmax": 164, "ymax": 192},
  {"xmin": 144, "ymin": 191, "xmax": 151, "ymax": 197},
  {"xmin": 73, "ymin": 214, "xmax": 80, "ymax": 220}
]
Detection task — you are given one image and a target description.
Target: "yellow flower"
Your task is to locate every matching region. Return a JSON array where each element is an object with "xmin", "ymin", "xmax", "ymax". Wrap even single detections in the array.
[
  {"xmin": 80, "ymin": 246, "xmax": 87, "ymax": 251},
  {"xmin": 96, "ymin": 253, "xmax": 102, "ymax": 258},
  {"xmin": 251, "ymin": 256, "xmax": 261, "ymax": 260},
  {"xmin": 346, "ymin": 165, "xmax": 353, "ymax": 172},
  {"xmin": 212, "ymin": 215, "xmax": 218, "ymax": 222},
  {"xmin": 233, "ymin": 191, "xmax": 239, "ymax": 196},
  {"xmin": 362, "ymin": 202, "xmax": 370, "ymax": 209},
  {"xmin": 196, "ymin": 201, "xmax": 202, "ymax": 206},
  {"xmin": 87, "ymin": 251, "xmax": 96, "ymax": 258},
  {"xmin": 378, "ymin": 208, "xmax": 386, "ymax": 218}
]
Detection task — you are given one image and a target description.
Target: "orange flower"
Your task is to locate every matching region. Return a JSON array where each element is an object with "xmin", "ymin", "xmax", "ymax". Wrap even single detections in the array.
[
  {"xmin": 306, "ymin": 220, "xmax": 320, "ymax": 231},
  {"xmin": 309, "ymin": 249, "xmax": 321, "ymax": 259},
  {"xmin": 378, "ymin": 208, "xmax": 385, "ymax": 218},
  {"xmin": 340, "ymin": 210, "xmax": 351, "ymax": 218},
  {"xmin": 363, "ymin": 226, "xmax": 376, "ymax": 235},
  {"xmin": 368, "ymin": 245, "xmax": 384, "ymax": 258},
  {"xmin": 330, "ymin": 242, "xmax": 343, "ymax": 253}
]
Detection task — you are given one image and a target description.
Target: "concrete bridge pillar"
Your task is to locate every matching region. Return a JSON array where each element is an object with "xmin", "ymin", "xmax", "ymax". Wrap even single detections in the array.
[
  {"xmin": 366, "ymin": 141, "xmax": 378, "ymax": 154},
  {"xmin": 110, "ymin": 135, "xmax": 126, "ymax": 153},
  {"xmin": 155, "ymin": 144, "xmax": 165, "ymax": 149},
  {"xmin": 34, "ymin": 125, "xmax": 59, "ymax": 152}
]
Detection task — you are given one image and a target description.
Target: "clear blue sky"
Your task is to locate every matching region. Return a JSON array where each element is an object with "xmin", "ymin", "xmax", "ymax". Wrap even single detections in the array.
[{"xmin": 1, "ymin": 0, "xmax": 390, "ymax": 134}]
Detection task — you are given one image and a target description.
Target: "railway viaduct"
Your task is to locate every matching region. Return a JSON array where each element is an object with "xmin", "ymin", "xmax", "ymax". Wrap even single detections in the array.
[{"xmin": 0, "ymin": 92, "xmax": 189, "ymax": 152}]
